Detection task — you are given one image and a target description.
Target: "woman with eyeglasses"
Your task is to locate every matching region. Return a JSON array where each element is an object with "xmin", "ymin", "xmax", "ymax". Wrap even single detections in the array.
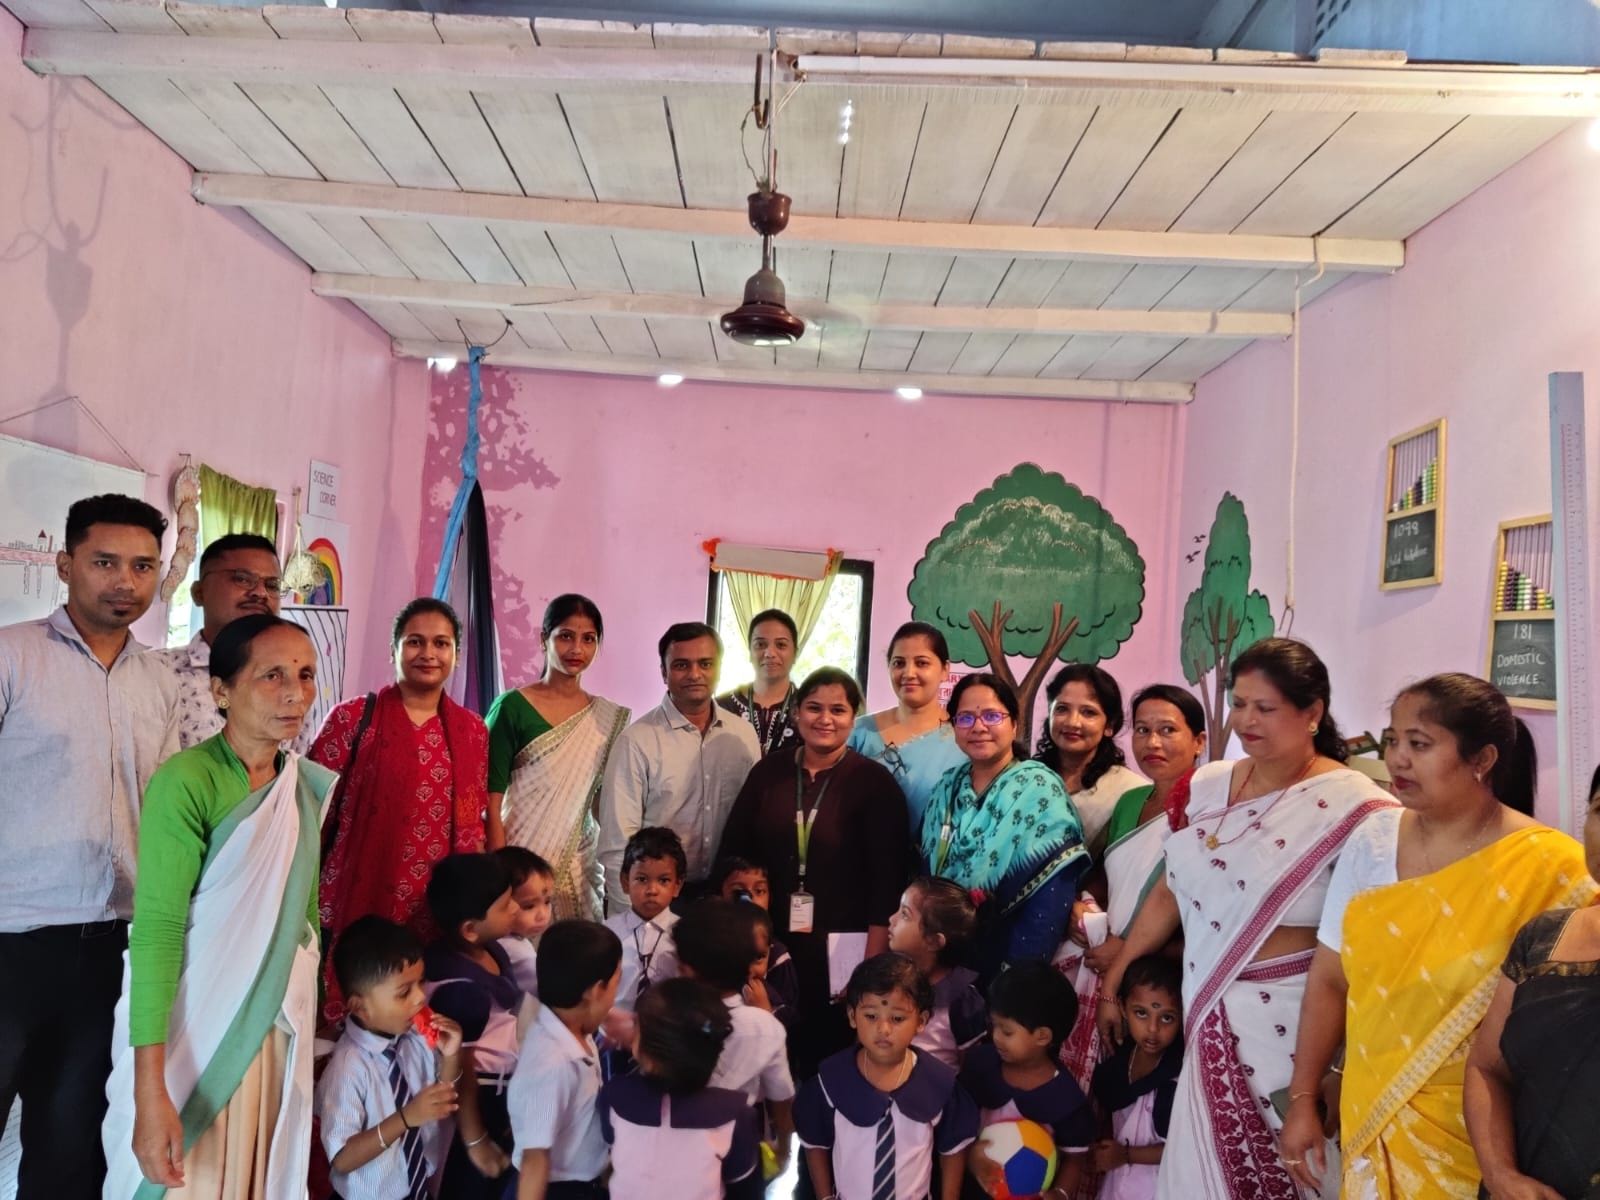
[
  {"xmin": 848, "ymin": 620, "xmax": 967, "ymax": 832},
  {"xmin": 310, "ymin": 597, "xmax": 489, "ymax": 1023},
  {"xmin": 918, "ymin": 673, "xmax": 1089, "ymax": 982},
  {"xmin": 717, "ymin": 666, "xmax": 911, "ymax": 1077}
]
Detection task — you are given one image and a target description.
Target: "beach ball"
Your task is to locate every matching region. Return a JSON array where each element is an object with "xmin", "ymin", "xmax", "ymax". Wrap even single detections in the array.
[{"xmin": 970, "ymin": 1118, "xmax": 1057, "ymax": 1199}]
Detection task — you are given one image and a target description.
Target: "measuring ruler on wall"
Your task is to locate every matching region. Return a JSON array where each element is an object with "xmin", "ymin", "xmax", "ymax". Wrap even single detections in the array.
[{"xmin": 1548, "ymin": 373, "xmax": 1595, "ymax": 834}]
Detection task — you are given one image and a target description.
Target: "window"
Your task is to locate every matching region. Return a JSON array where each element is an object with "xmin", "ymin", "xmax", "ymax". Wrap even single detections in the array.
[{"xmin": 706, "ymin": 559, "xmax": 875, "ymax": 692}]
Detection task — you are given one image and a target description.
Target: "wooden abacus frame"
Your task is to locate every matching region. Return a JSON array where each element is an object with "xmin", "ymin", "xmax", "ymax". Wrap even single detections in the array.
[
  {"xmin": 1380, "ymin": 418, "xmax": 1446, "ymax": 591},
  {"xmin": 1488, "ymin": 514, "xmax": 1556, "ymax": 711}
]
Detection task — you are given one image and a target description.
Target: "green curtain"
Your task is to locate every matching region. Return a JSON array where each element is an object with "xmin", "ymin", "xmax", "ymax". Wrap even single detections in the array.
[
  {"xmin": 199, "ymin": 464, "xmax": 278, "ymax": 547},
  {"xmin": 718, "ymin": 550, "xmax": 843, "ymax": 656}
]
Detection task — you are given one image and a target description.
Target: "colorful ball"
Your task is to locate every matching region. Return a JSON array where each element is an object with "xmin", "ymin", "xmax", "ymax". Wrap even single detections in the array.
[{"xmin": 971, "ymin": 1118, "xmax": 1057, "ymax": 1199}]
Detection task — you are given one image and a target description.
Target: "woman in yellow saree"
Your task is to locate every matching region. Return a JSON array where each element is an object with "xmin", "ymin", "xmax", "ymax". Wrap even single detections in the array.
[{"xmin": 1279, "ymin": 674, "xmax": 1595, "ymax": 1198}]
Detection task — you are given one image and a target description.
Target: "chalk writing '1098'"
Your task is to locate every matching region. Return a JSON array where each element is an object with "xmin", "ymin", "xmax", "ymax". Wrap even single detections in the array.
[{"xmin": 1393, "ymin": 519, "xmax": 1421, "ymax": 537}]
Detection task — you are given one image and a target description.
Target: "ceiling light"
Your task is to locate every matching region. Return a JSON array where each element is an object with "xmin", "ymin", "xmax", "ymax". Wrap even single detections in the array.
[
  {"xmin": 896, "ymin": 385, "xmax": 923, "ymax": 401},
  {"xmin": 427, "ymin": 356, "xmax": 457, "ymax": 373},
  {"xmin": 657, "ymin": 373, "xmax": 685, "ymax": 387}
]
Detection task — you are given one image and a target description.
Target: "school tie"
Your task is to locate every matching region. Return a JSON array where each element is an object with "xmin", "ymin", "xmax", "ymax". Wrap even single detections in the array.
[
  {"xmin": 634, "ymin": 920, "xmax": 664, "ymax": 999},
  {"xmin": 383, "ymin": 1040, "xmax": 431, "ymax": 1200},
  {"xmin": 871, "ymin": 1108, "xmax": 896, "ymax": 1200}
]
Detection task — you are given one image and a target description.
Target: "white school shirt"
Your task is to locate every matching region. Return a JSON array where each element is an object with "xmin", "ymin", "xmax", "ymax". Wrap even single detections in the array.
[
  {"xmin": 710, "ymin": 994, "xmax": 795, "ymax": 1104},
  {"xmin": 795, "ymin": 1048, "xmax": 978, "ymax": 1200},
  {"xmin": 604, "ymin": 907, "xmax": 680, "ymax": 1014},
  {"xmin": 597, "ymin": 695, "xmax": 761, "ymax": 912},
  {"xmin": 317, "ymin": 1023, "xmax": 449, "ymax": 1200},
  {"xmin": 599, "ymin": 1073, "xmax": 760, "ymax": 1200},
  {"xmin": 498, "ymin": 934, "xmax": 540, "ymax": 996},
  {"xmin": 508, "ymin": 1003, "xmax": 609, "ymax": 1183}
]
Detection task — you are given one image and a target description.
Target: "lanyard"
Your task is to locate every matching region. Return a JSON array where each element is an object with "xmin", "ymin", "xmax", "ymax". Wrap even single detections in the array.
[
  {"xmin": 794, "ymin": 750, "xmax": 833, "ymax": 890},
  {"xmin": 748, "ymin": 685, "xmax": 794, "ymax": 755},
  {"xmin": 933, "ymin": 820, "xmax": 954, "ymax": 875}
]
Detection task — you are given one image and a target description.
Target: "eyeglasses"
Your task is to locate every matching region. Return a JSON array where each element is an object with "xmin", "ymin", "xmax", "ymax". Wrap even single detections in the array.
[
  {"xmin": 953, "ymin": 709, "xmax": 1010, "ymax": 730},
  {"xmin": 202, "ymin": 568, "xmax": 282, "ymax": 593}
]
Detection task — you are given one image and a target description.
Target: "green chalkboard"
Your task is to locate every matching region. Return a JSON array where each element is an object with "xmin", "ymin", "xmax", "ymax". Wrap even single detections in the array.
[
  {"xmin": 1382, "ymin": 508, "xmax": 1439, "ymax": 588},
  {"xmin": 1488, "ymin": 617, "xmax": 1557, "ymax": 707}
]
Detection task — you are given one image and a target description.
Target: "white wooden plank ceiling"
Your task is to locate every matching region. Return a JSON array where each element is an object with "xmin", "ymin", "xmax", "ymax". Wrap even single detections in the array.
[{"xmin": 9, "ymin": 0, "xmax": 1589, "ymax": 403}]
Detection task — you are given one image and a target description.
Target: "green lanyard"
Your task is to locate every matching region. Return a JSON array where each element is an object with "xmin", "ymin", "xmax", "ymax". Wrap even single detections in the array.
[
  {"xmin": 794, "ymin": 751, "xmax": 833, "ymax": 891},
  {"xmin": 933, "ymin": 817, "xmax": 955, "ymax": 875}
]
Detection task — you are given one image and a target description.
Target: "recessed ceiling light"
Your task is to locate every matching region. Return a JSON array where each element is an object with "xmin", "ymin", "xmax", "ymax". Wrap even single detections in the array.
[
  {"xmin": 657, "ymin": 373, "xmax": 685, "ymax": 387},
  {"xmin": 896, "ymin": 385, "xmax": 923, "ymax": 401},
  {"xmin": 427, "ymin": 356, "xmax": 457, "ymax": 373}
]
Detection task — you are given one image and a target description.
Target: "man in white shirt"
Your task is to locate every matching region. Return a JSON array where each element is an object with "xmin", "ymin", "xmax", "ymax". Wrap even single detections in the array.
[
  {"xmin": 598, "ymin": 623, "xmax": 760, "ymax": 914},
  {"xmin": 0, "ymin": 494, "xmax": 179, "ymax": 1200},
  {"xmin": 157, "ymin": 532, "xmax": 312, "ymax": 751}
]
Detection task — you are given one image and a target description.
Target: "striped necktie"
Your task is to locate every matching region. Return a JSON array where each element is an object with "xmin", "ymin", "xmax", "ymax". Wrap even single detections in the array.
[
  {"xmin": 634, "ymin": 919, "xmax": 665, "ymax": 999},
  {"xmin": 871, "ymin": 1108, "xmax": 896, "ymax": 1200},
  {"xmin": 383, "ymin": 1041, "xmax": 431, "ymax": 1200}
]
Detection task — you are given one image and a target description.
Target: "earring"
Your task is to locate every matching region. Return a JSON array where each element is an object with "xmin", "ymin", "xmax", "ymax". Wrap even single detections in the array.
[
  {"xmin": 1309, "ymin": 724, "xmax": 1318, "ymax": 735},
  {"xmin": 218, "ymin": 699, "xmax": 229, "ymax": 710}
]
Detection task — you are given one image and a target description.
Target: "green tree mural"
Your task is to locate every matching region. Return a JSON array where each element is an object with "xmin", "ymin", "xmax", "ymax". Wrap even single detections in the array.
[
  {"xmin": 907, "ymin": 463, "xmax": 1146, "ymax": 738},
  {"xmin": 1181, "ymin": 492, "xmax": 1274, "ymax": 759}
]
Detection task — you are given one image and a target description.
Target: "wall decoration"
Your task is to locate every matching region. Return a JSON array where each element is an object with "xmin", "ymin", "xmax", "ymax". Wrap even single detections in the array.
[
  {"xmin": 1380, "ymin": 419, "xmax": 1446, "ymax": 590},
  {"xmin": 0, "ymin": 432, "xmax": 143, "ymax": 626},
  {"xmin": 296, "ymin": 513, "xmax": 348, "ymax": 607},
  {"xmin": 907, "ymin": 462, "xmax": 1146, "ymax": 738},
  {"xmin": 1180, "ymin": 492, "xmax": 1274, "ymax": 759},
  {"xmin": 1487, "ymin": 516, "xmax": 1556, "ymax": 709}
]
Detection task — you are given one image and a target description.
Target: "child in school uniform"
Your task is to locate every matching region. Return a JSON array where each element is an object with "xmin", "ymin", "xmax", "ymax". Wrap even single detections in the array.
[
  {"xmin": 508, "ymin": 920, "xmax": 623, "ymax": 1200},
  {"xmin": 674, "ymin": 899, "xmax": 797, "ymax": 1172},
  {"xmin": 958, "ymin": 961, "xmax": 1098, "ymax": 1200},
  {"xmin": 796, "ymin": 953, "xmax": 979, "ymax": 1200},
  {"xmin": 1089, "ymin": 956, "xmax": 1183, "ymax": 1200},
  {"xmin": 715, "ymin": 856, "xmax": 800, "ymax": 1030},
  {"xmin": 423, "ymin": 853, "xmax": 523, "ymax": 1197},
  {"xmin": 495, "ymin": 845, "xmax": 556, "ymax": 997},
  {"xmin": 600, "ymin": 977, "xmax": 765, "ymax": 1200},
  {"xmin": 317, "ymin": 917, "xmax": 468, "ymax": 1200},
  {"xmin": 889, "ymin": 877, "xmax": 987, "ymax": 1070},
  {"xmin": 604, "ymin": 827, "xmax": 686, "ymax": 1012}
]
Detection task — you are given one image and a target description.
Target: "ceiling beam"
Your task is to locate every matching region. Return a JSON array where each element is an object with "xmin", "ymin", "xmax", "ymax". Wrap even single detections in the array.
[
  {"xmin": 22, "ymin": 28, "xmax": 759, "ymax": 93},
  {"xmin": 316, "ymin": 273, "xmax": 1290, "ymax": 339},
  {"xmin": 196, "ymin": 174, "xmax": 1403, "ymax": 273},
  {"xmin": 24, "ymin": 27, "xmax": 1600, "ymax": 117},
  {"xmin": 392, "ymin": 340, "xmax": 1194, "ymax": 405}
]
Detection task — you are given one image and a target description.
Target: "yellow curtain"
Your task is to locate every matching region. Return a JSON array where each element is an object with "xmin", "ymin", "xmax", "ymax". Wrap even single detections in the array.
[
  {"xmin": 199, "ymin": 464, "xmax": 278, "ymax": 547},
  {"xmin": 719, "ymin": 550, "xmax": 843, "ymax": 655}
]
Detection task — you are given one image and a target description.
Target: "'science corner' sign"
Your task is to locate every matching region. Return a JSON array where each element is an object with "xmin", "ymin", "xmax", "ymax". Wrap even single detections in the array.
[{"xmin": 308, "ymin": 460, "xmax": 340, "ymax": 520}]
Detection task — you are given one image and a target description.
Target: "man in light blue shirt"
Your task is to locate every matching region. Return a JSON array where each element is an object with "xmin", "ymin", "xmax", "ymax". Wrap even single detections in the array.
[{"xmin": 0, "ymin": 494, "xmax": 178, "ymax": 1200}]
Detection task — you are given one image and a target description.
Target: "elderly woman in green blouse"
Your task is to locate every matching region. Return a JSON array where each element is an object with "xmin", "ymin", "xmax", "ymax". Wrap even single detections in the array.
[{"xmin": 102, "ymin": 613, "xmax": 335, "ymax": 1198}]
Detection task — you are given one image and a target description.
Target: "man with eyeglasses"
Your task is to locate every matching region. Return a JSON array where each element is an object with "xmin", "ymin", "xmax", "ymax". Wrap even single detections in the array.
[{"xmin": 156, "ymin": 532, "xmax": 312, "ymax": 751}]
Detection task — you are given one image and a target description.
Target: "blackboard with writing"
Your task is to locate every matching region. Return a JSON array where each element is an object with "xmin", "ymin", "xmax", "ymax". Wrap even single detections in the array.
[
  {"xmin": 1383, "ymin": 508, "xmax": 1438, "ymax": 587},
  {"xmin": 1489, "ymin": 618, "xmax": 1557, "ymax": 705}
]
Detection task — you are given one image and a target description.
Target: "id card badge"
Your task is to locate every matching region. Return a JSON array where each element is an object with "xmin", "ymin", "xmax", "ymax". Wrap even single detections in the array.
[{"xmin": 789, "ymin": 890, "xmax": 816, "ymax": 934}]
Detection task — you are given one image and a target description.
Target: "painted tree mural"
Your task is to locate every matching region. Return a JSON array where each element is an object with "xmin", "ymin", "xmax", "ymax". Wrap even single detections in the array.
[
  {"xmin": 907, "ymin": 463, "xmax": 1146, "ymax": 738},
  {"xmin": 1181, "ymin": 492, "xmax": 1274, "ymax": 759}
]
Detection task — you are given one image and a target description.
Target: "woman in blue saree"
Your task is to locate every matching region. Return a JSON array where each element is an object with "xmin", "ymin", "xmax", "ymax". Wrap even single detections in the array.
[{"xmin": 919, "ymin": 673, "xmax": 1089, "ymax": 981}]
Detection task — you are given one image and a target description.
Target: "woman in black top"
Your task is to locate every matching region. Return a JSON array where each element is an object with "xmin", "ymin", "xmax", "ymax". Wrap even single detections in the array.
[{"xmin": 717, "ymin": 666, "xmax": 910, "ymax": 1076}]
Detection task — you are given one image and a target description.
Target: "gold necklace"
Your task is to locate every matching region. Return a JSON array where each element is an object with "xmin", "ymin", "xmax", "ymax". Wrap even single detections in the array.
[
  {"xmin": 1204, "ymin": 755, "xmax": 1317, "ymax": 850},
  {"xmin": 1417, "ymin": 802, "xmax": 1499, "ymax": 875}
]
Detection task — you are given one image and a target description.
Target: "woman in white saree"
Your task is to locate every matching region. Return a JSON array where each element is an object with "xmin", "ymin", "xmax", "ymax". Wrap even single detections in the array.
[
  {"xmin": 1098, "ymin": 639, "xmax": 1394, "ymax": 1200},
  {"xmin": 105, "ymin": 614, "xmax": 335, "ymax": 1198},
  {"xmin": 484, "ymin": 594, "xmax": 628, "ymax": 921}
]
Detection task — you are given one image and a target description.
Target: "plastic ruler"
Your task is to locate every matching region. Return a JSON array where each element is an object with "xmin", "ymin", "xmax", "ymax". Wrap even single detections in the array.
[{"xmin": 1548, "ymin": 373, "xmax": 1594, "ymax": 834}]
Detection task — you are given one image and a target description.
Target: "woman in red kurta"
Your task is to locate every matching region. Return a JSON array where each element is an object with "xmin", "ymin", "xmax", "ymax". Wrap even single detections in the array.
[{"xmin": 312, "ymin": 597, "xmax": 489, "ymax": 1023}]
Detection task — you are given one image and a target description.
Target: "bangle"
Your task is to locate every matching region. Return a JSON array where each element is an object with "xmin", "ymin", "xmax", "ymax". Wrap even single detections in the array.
[
  {"xmin": 376, "ymin": 1119, "xmax": 391, "ymax": 1150},
  {"xmin": 1329, "ymin": 1065, "xmax": 1344, "ymax": 1075},
  {"xmin": 443, "ymin": 1070, "xmax": 463, "ymax": 1085},
  {"xmin": 1096, "ymin": 994, "xmax": 1120, "ymax": 1006},
  {"xmin": 398, "ymin": 1106, "xmax": 412, "ymax": 1130},
  {"xmin": 463, "ymin": 1132, "xmax": 490, "ymax": 1148},
  {"xmin": 1288, "ymin": 1090, "xmax": 1317, "ymax": 1103}
]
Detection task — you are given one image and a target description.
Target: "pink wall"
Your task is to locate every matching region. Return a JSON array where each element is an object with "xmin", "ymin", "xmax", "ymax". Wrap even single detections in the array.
[
  {"xmin": 1181, "ymin": 122, "xmax": 1600, "ymax": 827},
  {"xmin": 0, "ymin": 10, "xmax": 430, "ymax": 689},
  {"xmin": 419, "ymin": 365, "xmax": 1188, "ymax": 744}
]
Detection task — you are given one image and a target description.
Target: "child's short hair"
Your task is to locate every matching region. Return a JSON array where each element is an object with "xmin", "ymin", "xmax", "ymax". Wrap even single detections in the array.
[
  {"xmin": 537, "ymin": 920, "xmax": 623, "ymax": 1008},
  {"xmin": 989, "ymin": 960, "xmax": 1077, "ymax": 1057},
  {"xmin": 1118, "ymin": 954, "xmax": 1183, "ymax": 1006},
  {"xmin": 907, "ymin": 876, "xmax": 978, "ymax": 966},
  {"xmin": 711, "ymin": 855, "xmax": 768, "ymax": 894},
  {"xmin": 332, "ymin": 915, "xmax": 423, "ymax": 998},
  {"xmin": 495, "ymin": 845, "xmax": 553, "ymax": 888},
  {"xmin": 635, "ymin": 978, "xmax": 734, "ymax": 1094},
  {"xmin": 622, "ymin": 827, "xmax": 688, "ymax": 880},
  {"xmin": 426, "ymin": 852, "xmax": 512, "ymax": 937},
  {"xmin": 845, "ymin": 952, "xmax": 933, "ymax": 1015},
  {"xmin": 673, "ymin": 899, "xmax": 761, "ymax": 993}
]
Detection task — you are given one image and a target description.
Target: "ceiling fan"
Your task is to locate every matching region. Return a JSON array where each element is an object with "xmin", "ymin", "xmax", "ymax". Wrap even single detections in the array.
[{"xmin": 720, "ymin": 48, "xmax": 808, "ymax": 348}]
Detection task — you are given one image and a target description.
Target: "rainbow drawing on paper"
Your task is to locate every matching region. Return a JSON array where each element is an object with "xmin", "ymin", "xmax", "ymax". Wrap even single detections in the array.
[{"xmin": 306, "ymin": 537, "xmax": 342, "ymax": 606}]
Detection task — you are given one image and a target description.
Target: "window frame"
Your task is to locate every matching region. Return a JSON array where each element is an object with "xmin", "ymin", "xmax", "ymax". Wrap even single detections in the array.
[{"xmin": 705, "ymin": 557, "xmax": 875, "ymax": 692}]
